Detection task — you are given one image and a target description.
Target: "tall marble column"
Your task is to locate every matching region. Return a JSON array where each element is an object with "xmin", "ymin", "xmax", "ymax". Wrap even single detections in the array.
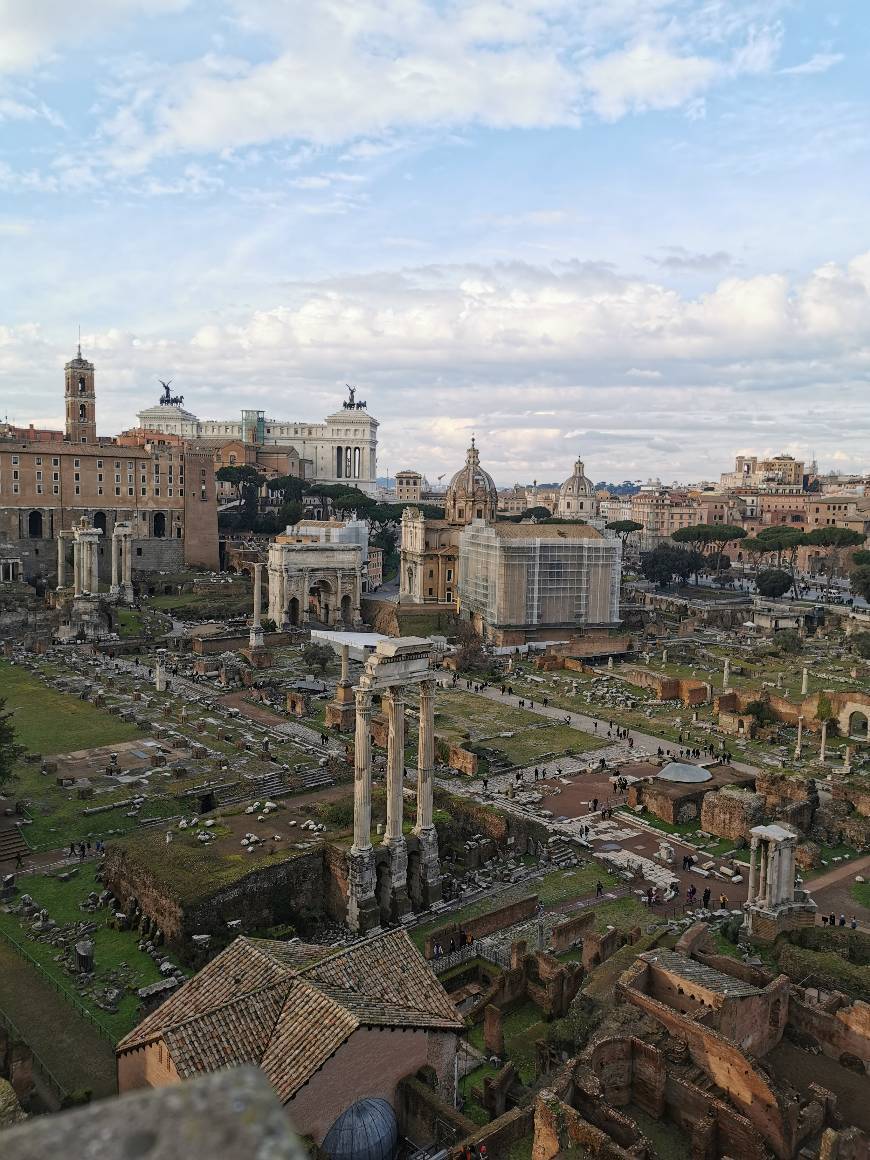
[
  {"xmin": 347, "ymin": 688, "xmax": 378, "ymax": 933},
  {"xmin": 747, "ymin": 838, "xmax": 759, "ymax": 906},
  {"xmin": 249, "ymin": 563, "xmax": 264, "ymax": 648},
  {"xmin": 72, "ymin": 537, "xmax": 82, "ymax": 597},
  {"xmin": 57, "ymin": 535, "xmax": 66, "ymax": 590},
  {"xmin": 767, "ymin": 845, "xmax": 781, "ymax": 907},
  {"xmin": 384, "ymin": 688, "xmax": 405, "ymax": 845},
  {"xmin": 820, "ymin": 719, "xmax": 828, "ymax": 762},
  {"xmin": 723, "ymin": 657, "xmax": 730, "ymax": 690},
  {"xmin": 383, "ymin": 686, "xmax": 410, "ymax": 919},
  {"xmin": 414, "ymin": 679, "xmax": 442, "ymax": 908},
  {"xmin": 794, "ymin": 715, "xmax": 804, "ymax": 760},
  {"xmin": 110, "ymin": 530, "xmax": 120, "ymax": 595},
  {"xmin": 91, "ymin": 537, "xmax": 100, "ymax": 595},
  {"xmin": 757, "ymin": 842, "xmax": 768, "ymax": 906},
  {"xmin": 352, "ymin": 690, "xmax": 373, "ymax": 854}
]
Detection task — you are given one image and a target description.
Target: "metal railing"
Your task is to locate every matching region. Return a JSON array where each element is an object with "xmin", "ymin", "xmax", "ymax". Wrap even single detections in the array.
[
  {"xmin": 0, "ymin": 926, "xmax": 116, "ymax": 1042},
  {"xmin": 0, "ymin": 1004, "xmax": 70, "ymax": 1105}
]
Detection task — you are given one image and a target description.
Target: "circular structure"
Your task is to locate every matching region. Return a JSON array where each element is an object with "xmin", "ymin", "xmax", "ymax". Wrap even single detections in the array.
[
  {"xmin": 444, "ymin": 438, "xmax": 498, "ymax": 525},
  {"xmin": 557, "ymin": 454, "xmax": 598, "ymax": 520},
  {"xmin": 322, "ymin": 1098, "xmax": 398, "ymax": 1160},
  {"xmin": 657, "ymin": 762, "xmax": 712, "ymax": 784}
]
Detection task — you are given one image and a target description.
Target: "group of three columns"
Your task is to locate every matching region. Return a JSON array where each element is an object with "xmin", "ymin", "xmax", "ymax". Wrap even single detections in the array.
[{"xmin": 347, "ymin": 679, "xmax": 441, "ymax": 931}]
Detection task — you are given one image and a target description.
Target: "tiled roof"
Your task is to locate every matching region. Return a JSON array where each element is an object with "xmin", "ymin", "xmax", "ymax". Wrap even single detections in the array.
[{"xmin": 117, "ymin": 930, "xmax": 463, "ymax": 1101}]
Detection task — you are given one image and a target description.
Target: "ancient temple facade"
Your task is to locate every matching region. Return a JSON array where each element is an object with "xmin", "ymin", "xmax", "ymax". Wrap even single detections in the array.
[
  {"xmin": 742, "ymin": 823, "xmax": 817, "ymax": 941},
  {"xmin": 347, "ymin": 638, "xmax": 441, "ymax": 932}
]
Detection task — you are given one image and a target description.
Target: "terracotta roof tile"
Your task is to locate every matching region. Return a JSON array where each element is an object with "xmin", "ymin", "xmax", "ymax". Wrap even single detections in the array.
[{"xmin": 116, "ymin": 929, "xmax": 462, "ymax": 1102}]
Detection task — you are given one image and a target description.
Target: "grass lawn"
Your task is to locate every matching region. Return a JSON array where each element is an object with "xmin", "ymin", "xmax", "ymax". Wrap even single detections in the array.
[
  {"xmin": 116, "ymin": 826, "xmax": 311, "ymax": 904},
  {"xmin": 1, "ymin": 660, "xmax": 144, "ymax": 755},
  {"xmin": 468, "ymin": 1001, "xmax": 546, "ymax": 1085},
  {"xmin": 457, "ymin": 1059, "xmax": 499, "ymax": 1125},
  {"xmin": 537, "ymin": 864, "xmax": 618, "ymax": 907},
  {"xmin": 852, "ymin": 881, "xmax": 870, "ymax": 910},
  {"xmin": 114, "ymin": 609, "xmax": 145, "ymax": 638},
  {"xmin": 0, "ymin": 864, "xmax": 164, "ymax": 1041},
  {"xmin": 482, "ymin": 723, "xmax": 604, "ymax": 767},
  {"xmin": 0, "ymin": 940, "xmax": 118, "ymax": 1100}
]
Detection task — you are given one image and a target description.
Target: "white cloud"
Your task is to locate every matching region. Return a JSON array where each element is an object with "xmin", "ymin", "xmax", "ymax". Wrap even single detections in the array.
[
  {"xmin": 581, "ymin": 42, "xmax": 720, "ymax": 120},
  {"xmin": 5, "ymin": 249, "xmax": 870, "ymax": 481},
  {"xmin": 780, "ymin": 52, "xmax": 844, "ymax": 77},
  {"xmin": 0, "ymin": 0, "xmax": 189, "ymax": 75}
]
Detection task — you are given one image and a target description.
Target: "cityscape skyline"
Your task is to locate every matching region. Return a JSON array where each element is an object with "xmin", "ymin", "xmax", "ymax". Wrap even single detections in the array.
[{"xmin": 2, "ymin": 1, "xmax": 870, "ymax": 481}]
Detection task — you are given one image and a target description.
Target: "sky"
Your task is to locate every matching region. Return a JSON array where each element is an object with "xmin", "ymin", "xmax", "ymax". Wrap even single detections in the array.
[{"xmin": 1, "ymin": 0, "xmax": 869, "ymax": 487}]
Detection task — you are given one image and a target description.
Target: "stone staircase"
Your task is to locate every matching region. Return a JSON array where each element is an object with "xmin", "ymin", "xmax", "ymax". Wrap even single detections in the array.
[
  {"xmin": 0, "ymin": 825, "xmax": 29, "ymax": 865},
  {"xmin": 295, "ymin": 766, "xmax": 336, "ymax": 791},
  {"xmin": 547, "ymin": 836, "xmax": 580, "ymax": 869}
]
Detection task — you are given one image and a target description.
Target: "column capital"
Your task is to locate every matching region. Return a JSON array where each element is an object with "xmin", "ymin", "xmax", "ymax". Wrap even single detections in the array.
[{"xmin": 354, "ymin": 687, "xmax": 373, "ymax": 712}]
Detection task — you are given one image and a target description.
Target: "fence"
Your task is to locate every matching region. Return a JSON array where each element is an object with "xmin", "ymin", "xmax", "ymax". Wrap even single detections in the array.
[
  {"xmin": 0, "ymin": 1004, "xmax": 69, "ymax": 1106},
  {"xmin": 0, "ymin": 925, "xmax": 116, "ymax": 1043}
]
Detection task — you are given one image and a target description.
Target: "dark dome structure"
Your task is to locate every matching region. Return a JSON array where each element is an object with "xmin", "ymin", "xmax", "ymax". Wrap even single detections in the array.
[
  {"xmin": 657, "ymin": 762, "xmax": 712, "ymax": 784},
  {"xmin": 322, "ymin": 1098, "xmax": 398, "ymax": 1160}
]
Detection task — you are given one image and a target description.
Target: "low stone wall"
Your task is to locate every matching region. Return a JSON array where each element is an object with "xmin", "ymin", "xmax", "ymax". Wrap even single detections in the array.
[
  {"xmin": 532, "ymin": 1093, "xmax": 637, "ymax": 1160},
  {"xmin": 788, "ymin": 994, "xmax": 870, "ymax": 1066},
  {"xmin": 450, "ymin": 1104, "xmax": 534, "ymax": 1160},
  {"xmin": 621, "ymin": 667, "xmax": 709, "ymax": 705},
  {"xmin": 192, "ymin": 631, "xmax": 293, "ymax": 655},
  {"xmin": 423, "ymin": 895, "xmax": 539, "ymax": 958},
  {"xmin": 396, "ymin": 1076, "xmax": 476, "ymax": 1150},
  {"xmin": 550, "ymin": 909, "xmax": 595, "ymax": 954}
]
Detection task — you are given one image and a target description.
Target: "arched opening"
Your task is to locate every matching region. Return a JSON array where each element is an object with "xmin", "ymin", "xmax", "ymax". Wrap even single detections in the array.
[
  {"xmin": 78, "ymin": 375, "xmax": 86, "ymax": 393},
  {"xmin": 308, "ymin": 579, "xmax": 333, "ymax": 624},
  {"xmin": 78, "ymin": 402, "xmax": 87, "ymax": 420},
  {"xmin": 28, "ymin": 510, "xmax": 43, "ymax": 538},
  {"xmin": 93, "ymin": 511, "xmax": 107, "ymax": 533},
  {"xmin": 340, "ymin": 593, "xmax": 353, "ymax": 626},
  {"xmin": 288, "ymin": 596, "xmax": 300, "ymax": 626},
  {"xmin": 153, "ymin": 512, "xmax": 166, "ymax": 538},
  {"xmin": 848, "ymin": 711, "xmax": 868, "ymax": 739}
]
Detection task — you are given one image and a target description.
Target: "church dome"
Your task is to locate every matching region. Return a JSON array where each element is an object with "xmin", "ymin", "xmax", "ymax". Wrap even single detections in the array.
[
  {"xmin": 444, "ymin": 438, "xmax": 498, "ymax": 525},
  {"xmin": 322, "ymin": 1098, "xmax": 398, "ymax": 1160},
  {"xmin": 557, "ymin": 454, "xmax": 597, "ymax": 519}
]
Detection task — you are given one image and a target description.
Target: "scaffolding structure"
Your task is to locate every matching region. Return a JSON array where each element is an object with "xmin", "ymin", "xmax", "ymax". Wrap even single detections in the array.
[{"xmin": 458, "ymin": 520, "xmax": 621, "ymax": 631}]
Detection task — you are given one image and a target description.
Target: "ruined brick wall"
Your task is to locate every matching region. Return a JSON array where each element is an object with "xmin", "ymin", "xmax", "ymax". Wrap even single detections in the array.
[
  {"xmin": 396, "ymin": 1076, "xmax": 476, "ymax": 1149},
  {"xmin": 788, "ymin": 995, "xmax": 870, "ymax": 1065},
  {"xmin": 424, "ymin": 896, "xmax": 539, "ymax": 958},
  {"xmin": 831, "ymin": 780, "xmax": 870, "ymax": 819},
  {"xmin": 531, "ymin": 1093, "xmax": 639, "ymax": 1160},
  {"xmin": 550, "ymin": 909, "xmax": 595, "ymax": 954},
  {"xmin": 452, "ymin": 1105, "xmax": 535, "ymax": 1160},
  {"xmin": 104, "ymin": 842, "xmax": 338, "ymax": 949},
  {"xmin": 700, "ymin": 787, "xmax": 765, "ymax": 841},
  {"xmin": 618, "ymin": 958, "xmax": 806, "ymax": 1159},
  {"xmin": 664, "ymin": 1074, "xmax": 768, "ymax": 1160}
]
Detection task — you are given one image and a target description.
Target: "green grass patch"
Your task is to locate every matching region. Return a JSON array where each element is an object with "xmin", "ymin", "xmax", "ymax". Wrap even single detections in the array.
[
  {"xmin": 851, "ymin": 881, "xmax": 870, "ymax": 910},
  {"xmin": 536, "ymin": 864, "xmax": 618, "ymax": 907},
  {"xmin": 1, "ymin": 660, "xmax": 144, "ymax": 755},
  {"xmin": 457, "ymin": 1060, "xmax": 498, "ymax": 1125},
  {"xmin": 0, "ymin": 864, "xmax": 164, "ymax": 1041}
]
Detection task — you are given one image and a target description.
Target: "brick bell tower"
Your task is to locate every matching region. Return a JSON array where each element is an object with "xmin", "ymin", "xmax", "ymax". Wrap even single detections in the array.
[{"xmin": 65, "ymin": 340, "xmax": 96, "ymax": 443}]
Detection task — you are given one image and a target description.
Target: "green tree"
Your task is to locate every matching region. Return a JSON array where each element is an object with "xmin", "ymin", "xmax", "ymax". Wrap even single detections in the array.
[
  {"xmin": 774, "ymin": 629, "xmax": 802, "ymax": 655},
  {"xmin": 301, "ymin": 642, "xmax": 333, "ymax": 675},
  {"xmin": 454, "ymin": 621, "xmax": 489, "ymax": 674},
  {"xmin": 850, "ymin": 566, "xmax": 870, "ymax": 604},
  {"xmin": 755, "ymin": 569, "xmax": 794, "ymax": 599},
  {"xmin": 672, "ymin": 523, "xmax": 746, "ymax": 574},
  {"xmin": 851, "ymin": 550, "xmax": 870, "ymax": 567},
  {"xmin": 521, "ymin": 506, "xmax": 554, "ymax": 521},
  {"xmin": 850, "ymin": 631, "xmax": 870, "ymax": 659},
  {"xmin": 606, "ymin": 519, "xmax": 644, "ymax": 549},
  {"xmin": 0, "ymin": 698, "xmax": 23, "ymax": 793},
  {"xmin": 266, "ymin": 475, "xmax": 309, "ymax": 504},
  {"xmin": 640, "ymin": 544, "xmax": 699, "ymax": 587},
  {"xmin": 804, "ymin": 526, "xmax": 865, "ymax": 586}
]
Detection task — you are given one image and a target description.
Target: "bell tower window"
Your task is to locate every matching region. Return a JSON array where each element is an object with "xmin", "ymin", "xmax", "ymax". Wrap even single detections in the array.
[{"xmin": 78, "ymin": 376, "xmax": 86, "ymax": 393}]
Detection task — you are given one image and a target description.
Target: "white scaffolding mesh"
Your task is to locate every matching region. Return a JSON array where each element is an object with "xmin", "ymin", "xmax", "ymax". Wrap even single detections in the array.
[{"xmin": 459, "ymin": 522, "xmax": 621, "ymax": 629}]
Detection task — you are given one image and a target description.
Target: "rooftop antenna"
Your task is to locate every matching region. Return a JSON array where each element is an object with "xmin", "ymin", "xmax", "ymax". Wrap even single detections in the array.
[{"xmin": 77, "ymin": 324, "xmax": 81, "ymax": 358}]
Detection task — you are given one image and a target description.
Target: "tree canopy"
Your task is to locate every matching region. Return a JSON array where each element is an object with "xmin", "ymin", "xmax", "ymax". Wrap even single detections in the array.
[
  {"xmin": 755, "ymin": 569, "xmax": 794, "ymax": 599},
  {"xmin": 850, "ymin": 566, "xmax": 870, "ymax": 603},
  {"xmin": 0, "ymin": 698, "xmax": 23, "ymax": 794},
  {"xmin": 640, "ymin": 544, "xmax": 702, "ymax": 587}
]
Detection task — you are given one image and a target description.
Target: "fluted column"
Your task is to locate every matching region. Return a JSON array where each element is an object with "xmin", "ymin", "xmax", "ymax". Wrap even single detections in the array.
[
  {"xmin": 73, "ymin": 538, "xmax": 82, "ymax": 597},
  {"xmin": 767, "ymin": 845, "xmax": 781, "ymax": 907},
  {"xmin": 249, "ymin": 563, "xmax": 264, "ymax": 648},
  {"xmin": 757, "ymin": 842, "xmax": 768, "ymax": 906},
  {"xmin": 384, "ymin": 687, "xmax": 405, "ymax": 844},
  {"xmin": 123, "ymin": 533, "xmax": 132, "ymax": 586},
  {"xmin": 110, "ymin": 532, "xmax": 120, "ymax": 591},
  {"xmin": 820, "ymin": 719, "xmax": 828, "ymax": 762},
  {"xmin": 57, "ymin": 535, "xmax": 66, "ymax": 590},
  {"xmin": 90, "ymin": 537, "xmax": 99, "ymax": 594},
  {"xmin": 415, "ymin": 680, "xmax": 435, "ymax": 833},
  {"xmin": 352, "ymin": 689, "xmax": 373, "ymax": 852},
  {"xmin": 747, "ymin": 837, "xmax": 759, "ymax": 905}
]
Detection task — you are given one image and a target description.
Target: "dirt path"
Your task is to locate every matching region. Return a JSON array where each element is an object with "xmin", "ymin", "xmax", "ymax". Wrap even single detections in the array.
[
  {"xmin": 805, "ymin": 853, "xmax": 870, "ymax": 892},
  {"xmin": 0, "ymin": 941, "xmax": 117, "ymax": 1101}
]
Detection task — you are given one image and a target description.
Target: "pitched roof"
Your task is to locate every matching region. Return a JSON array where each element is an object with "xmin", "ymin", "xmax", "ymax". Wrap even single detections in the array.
[{"xmin": 117, "ymin": 929, "xmax": 463, "ymax": 1101}]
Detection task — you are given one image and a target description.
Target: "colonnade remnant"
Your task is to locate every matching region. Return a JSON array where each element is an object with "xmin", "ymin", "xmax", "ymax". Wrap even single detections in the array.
[
  {"xmin": 109, "ymin": 522, "xmax": 134, "ymax": 604},
  {"xmin": 347, "ymin": 638, "xmax": 441, "ymax": 932},
  {"xmin": 61, "ymin": 518, "xmax": 102, "ymax": 597},
  {"xmin": 743, "ymin": 823, "xmax": 816, "ymax": 941}
]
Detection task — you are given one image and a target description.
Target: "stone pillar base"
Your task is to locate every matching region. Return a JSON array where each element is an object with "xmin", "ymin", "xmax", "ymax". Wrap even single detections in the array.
[
  {"xmin": 325, "ymin": 701, "xmax": 356, "ymax": 731},
  {"xmin": 347, "ymin": 847, "xmax": 379, "ymax": 933},
  {"xmin": 249, "ymin": 626, "xmax": 265, "ymax": 650},
  {"xmin": 414, "ymin": 827, "xmax": 442, "ymax": 909},
  {"xmin": 119, "ymin": 582, "xmax": 134, "ymax": 605},
  {"xmin": 391, "ymin": 883, "xmax": 412, "ymax": 922},
  {"xmin": 241, "ymin": 646, "xmax": 273, "ymax": 669}
]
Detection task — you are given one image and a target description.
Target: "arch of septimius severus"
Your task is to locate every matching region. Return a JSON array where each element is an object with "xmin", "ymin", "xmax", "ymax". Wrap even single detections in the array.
[{"xmin": 347, "ymin": 638, "xmax": 441, "ymax": 932}]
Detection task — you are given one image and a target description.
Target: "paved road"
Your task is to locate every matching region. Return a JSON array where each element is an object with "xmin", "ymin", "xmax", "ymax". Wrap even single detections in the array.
[{"xmin": 437, "ymin": 676, "xmax": 759, "ymax": 778}]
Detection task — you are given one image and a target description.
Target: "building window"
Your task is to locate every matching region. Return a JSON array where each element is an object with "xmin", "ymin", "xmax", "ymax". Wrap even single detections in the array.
[
  {"xmin": 53, "ymin": 485, "xmax": 59, "ymax": 495},
  {"xmin": 115, "ymin": 487, "xmax": 121, "ymax": 496},
  {"xmin": 11, "ymin": 456, "xmax": 18, "ymax": 465},
  {"xmin": 74, "ymin": 459, "xmax": 80, "ymax": 468},
  {"xmin": 53, "ymin": 458, "xmax": 59, "ymax": 467},
  {"xmin": 75, "ymin": 485, "xmax": 80, "ymax": 495},
  {"xmin": 53, "ymin": 472, "xmax": 59, "ymax": 482},
  {"xmin": 35, "ymin": 457, "xmax": 42, "ymax": 466},
  {"xmin": 97, "ymin": 487, "xmax": 103, "ymax": 495},
  {"xmin": 446, "ymin": 569, "xmax": 453, "ymax": 581},
  {"xmin": 74, "ymin": 473, "xmax": 80, "ymax": 483}
]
